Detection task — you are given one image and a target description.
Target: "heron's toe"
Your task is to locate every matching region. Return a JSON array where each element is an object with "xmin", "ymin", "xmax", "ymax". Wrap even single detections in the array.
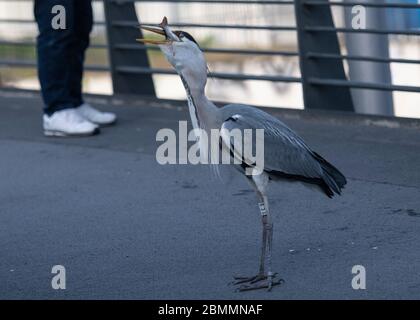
[
  {"xmin": 231, "ymin": 274, "xmax": 265, "ymax": 285},
  {"xmin": 236, "ymin": 277, "xmax": 284, "ymax": 292},
  {"xmin": 230, "ymin": 273, "xmax": 284, "ymax": 291}
]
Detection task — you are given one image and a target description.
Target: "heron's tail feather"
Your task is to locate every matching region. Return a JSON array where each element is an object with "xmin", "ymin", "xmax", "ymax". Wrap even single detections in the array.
[{"xmin": 312, "ymin": 152, "xmax": 347, "ymax": 197}]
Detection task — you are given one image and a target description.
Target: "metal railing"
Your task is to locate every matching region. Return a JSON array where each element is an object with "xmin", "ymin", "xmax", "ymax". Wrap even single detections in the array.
[{"xmin": 0, "ymin": 0, "xmax": 420, "ymax": 112}]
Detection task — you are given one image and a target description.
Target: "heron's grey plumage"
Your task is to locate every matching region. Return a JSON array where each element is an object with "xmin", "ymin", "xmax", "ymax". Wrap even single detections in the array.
[
  {"xmin": 147, "ymin": 17, "xmax": 347, "ymax": 291},
  {"xmin": 218, "ymin": 104, "xmax": 346, "ymax": 198}
]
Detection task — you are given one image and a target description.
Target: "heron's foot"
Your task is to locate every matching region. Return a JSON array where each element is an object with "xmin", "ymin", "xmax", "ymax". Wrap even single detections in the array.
[
  {"xmin": 232, "ymin": 273, "xmax": 269, "ymax": 285},
  {"xmin": 231, "ymin": 273, "xmax": 284, "ymax": 292}
]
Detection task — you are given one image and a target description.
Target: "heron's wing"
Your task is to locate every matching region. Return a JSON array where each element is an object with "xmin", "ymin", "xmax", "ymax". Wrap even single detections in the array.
[
  {"xmin": 220, "ymin": 109, "xmax": 323, "ymax": 178},
  {"xmin": 219, "ymin": 105, "xmax": 347, "ymax": 197}
]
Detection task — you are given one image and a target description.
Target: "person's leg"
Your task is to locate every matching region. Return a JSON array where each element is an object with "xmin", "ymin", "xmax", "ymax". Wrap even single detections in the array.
[
  {"xmin": 71, "ymin": 0, "xmax": 117, "ymax": 126},
  {"xmin": 34, "ymin": 0, "xmax": 78, "ymax": 115},
  {"xmin": 71, "ymin": 0, "xmax": 93, "ymax": 107},
  {"xmin": 35, "ymin": 0, "xmax": 99, "ymax": 137}
]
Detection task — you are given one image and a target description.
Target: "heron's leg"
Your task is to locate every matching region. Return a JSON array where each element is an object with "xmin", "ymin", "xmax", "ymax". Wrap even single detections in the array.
[
  {"xmin": 263, "ymin": 195, "xmax": 275, "ymax": 290},
  {"xmin": 231, "ymin": 173, "xmax": 283, "ymax": 291},
  {"xmin": 233, "ymin": 195, "xmax": 283, "ymax": 291},
  {"xmin": 258, "ymin": 198, "xmax": 268, "ymax": 275},
  {"xmin": 232, "ymin": 196, "xmax": 268, "ymax": 285}
]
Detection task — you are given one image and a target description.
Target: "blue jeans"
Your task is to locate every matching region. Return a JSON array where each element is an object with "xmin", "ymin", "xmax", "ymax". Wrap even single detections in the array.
[{"xmin": 34, "ymin": 0, "xmax": 92, "ymax": 115}]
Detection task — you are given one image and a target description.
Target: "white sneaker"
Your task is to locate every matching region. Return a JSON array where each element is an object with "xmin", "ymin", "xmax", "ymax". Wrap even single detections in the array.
[
  {"xmin": 76, "ymin": 103, "xmax": 117, "ymax": 126},
  {"xmin": 43, "ymin": 108, "xmax": 100, "ymax": 137}
]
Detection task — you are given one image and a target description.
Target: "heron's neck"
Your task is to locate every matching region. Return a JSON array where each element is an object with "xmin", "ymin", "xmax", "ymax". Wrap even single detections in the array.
[{"xmin": 180, "ymin": 74, "xmax": 218, "ymax": 131}]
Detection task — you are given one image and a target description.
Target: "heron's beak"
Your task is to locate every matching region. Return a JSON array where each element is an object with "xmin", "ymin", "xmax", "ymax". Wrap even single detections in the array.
[
  {"xmin": 136, "ymin": 25, "xmax": 168, "ymax": 45},
  {"xmin": 136, "ymin": 17, "xmax": 178, "ymax": 44}
]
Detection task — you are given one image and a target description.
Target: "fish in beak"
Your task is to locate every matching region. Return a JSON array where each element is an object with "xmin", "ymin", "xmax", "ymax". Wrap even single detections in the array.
[{"xmin": 136, "ymin": 16, "xmax": 180, "ymax": 44}]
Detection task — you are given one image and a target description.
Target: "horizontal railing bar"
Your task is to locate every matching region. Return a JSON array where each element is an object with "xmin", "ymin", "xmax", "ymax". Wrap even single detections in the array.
[
  {"xmin": 0, "ymin": 60, "xmax": 300, "ymax": 82},
  {"xmin": 0, "ymin": 40, "xmax": 298, "ymax": 56},
  {"xmin": 112, "ymin": 0, "xmax": 294, "ymax": 4},
  {"xmin": 85, "ymin": 65, "xmax": 109, "ymax": 71},
  {"xmin": 0, "ymin": 59, "xmax": 109, "ymax": 71},
  {"xmin": 116, "ymin": 66, "xmax": 302, "ymax": 82},
  {"xmin": 0, "ymin": 18, "xmax": 106, "ymax": 25},
  {"xmin": 306, "ymin": 26, "xmax": 420, "ymax": 36},
  {"xmin": 3, "ymin": 0, "xmax": 103, "ymax": 1},
  {"xmin": 0, "ymin": 40, "xmax": 108, "ymax": 49},
  {"xmin": 116, "ymin": 20, "xmax": 297, "ymax": 31},
  {"xmin": 115, "ymin": 43, "xmax": 299, "ymax": 56},
  {"xmin": 0, "ymin": 40, "xmax": 36, "ymax": 46},
  {"xmin": 307, "ymin": 52, "xmax": 420, "ymax": 65},
  {"xmin": 304, "ymin": 0, "xmax": 420, "ymax": 9},
  {"xmin": 308, "ymin": 78, "xmax": 420, "ymax": 93},
  {"xmin": 0, "ymin": 60, "xmax": 36, "ymax": 67},
  {"xmin": 0, "ymin": 19, "xmax": 36, "ymax": 24},
  {"xmin": 4, "ymin": 0, "xmax": 420, "ymax": 8}
]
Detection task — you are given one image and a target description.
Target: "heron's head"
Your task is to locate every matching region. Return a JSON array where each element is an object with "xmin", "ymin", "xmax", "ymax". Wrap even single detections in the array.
[{"xmin": 137, "ymin": 17, "xmax": 207, "ymax": 91}]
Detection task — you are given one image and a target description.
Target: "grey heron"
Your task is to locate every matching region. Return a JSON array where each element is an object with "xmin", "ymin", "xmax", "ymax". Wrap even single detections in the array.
[{"xmin": 137, "ymin": 17, "xmax": 347, "ymax": 292}]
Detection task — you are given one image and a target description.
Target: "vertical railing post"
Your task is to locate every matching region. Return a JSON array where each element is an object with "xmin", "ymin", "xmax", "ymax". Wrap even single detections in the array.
[
  {"xmin": 103, "ymin": 0, "xmax": 156, "ymax": 96},
  {"xmin": 294, "ymin": 0, "xmax": 354, "ymax": 111},
  {"xmin": 344, "ymin": 0, "xmax": 394, "ymax": 116}
]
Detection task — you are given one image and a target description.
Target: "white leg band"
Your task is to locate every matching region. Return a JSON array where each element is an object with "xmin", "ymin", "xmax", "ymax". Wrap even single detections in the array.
[{"xmin": 258, "ymin": 202, "xmax": 267, "ymax": 216}]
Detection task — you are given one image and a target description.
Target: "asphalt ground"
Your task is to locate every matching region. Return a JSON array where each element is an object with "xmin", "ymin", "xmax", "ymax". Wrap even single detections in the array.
[{"xmin": 1, "ymin": 91, "xmax": 420, "ymax": 299}]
